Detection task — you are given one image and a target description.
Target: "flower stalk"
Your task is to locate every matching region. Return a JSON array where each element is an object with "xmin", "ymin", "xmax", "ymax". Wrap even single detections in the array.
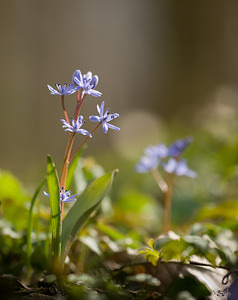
[
  {"xmin": 59, "ymin": 88, "xmax": 85, "ymax": 218},
  {"xmin": 74, "ymin": 91, "xmax": 85, "ymax": 120},
  {"xmin": 47, "ymin": 69, "xmax": 119, "ymax": 222},
  {"xmin": 136, "ymin": 137, "xmax": 196, "ymax": 235},
  {"xmin": 150, "ymin": 168, "xmax": 172, "ymax": 234},
  {"xmin": 43, "ymin": 68, "xmax": 120, "ymax": 276},
  {"xmin": 163, "ymin": 178, "xmax": 173, "ymax": 234},
  {"xmin": 61, "ymin": 95, "xmax": 69, "ymax": 124}
]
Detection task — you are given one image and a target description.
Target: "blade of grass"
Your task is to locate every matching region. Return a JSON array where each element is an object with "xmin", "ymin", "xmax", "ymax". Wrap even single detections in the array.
[
  {"xmin": 26, "ymin": 177, "xmax": 46, "ymax": 280},
  {"xmin": 46, "ymin": 155, "xmax": 61, "ymax": 273}
]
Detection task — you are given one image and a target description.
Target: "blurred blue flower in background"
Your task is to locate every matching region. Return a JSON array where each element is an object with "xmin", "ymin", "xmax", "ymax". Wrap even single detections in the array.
[
  {"xmin": 162, "ymin": 158, "xmax": 196, "ymax": 178},
  {"xmin": 167, "ymin": 136, "xmax": 193, "ymax": 157},
  {"xmin": 135, "ymin": 155, "xmax": 159, "ymax": 173},
  {"xmin": 136, "ymin": 137, "xmax": 195, "ymax": 176},
  {"xmin": 144, "ymin": 144, "xmax": 168, "ymax": 159}
]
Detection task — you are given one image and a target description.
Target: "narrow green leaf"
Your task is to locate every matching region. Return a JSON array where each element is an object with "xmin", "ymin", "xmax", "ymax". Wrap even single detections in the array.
[
  {"xmin": 66, "ymin": 146, "xmax": 85, "ymax": 190},
  {"xmin": 46, "ymin": 155, "xmax": 61, "ymax": 265},
  {"xmin": 26, "ymin": 177, "xmax": 46, "ymax": 279},
  {"xmin": 61, "ymin": 170, "xmax": 118, "ymax": 262},
  {"xmin": 97, "ymin": 223, "xmax": 126, "ymax": 240}
]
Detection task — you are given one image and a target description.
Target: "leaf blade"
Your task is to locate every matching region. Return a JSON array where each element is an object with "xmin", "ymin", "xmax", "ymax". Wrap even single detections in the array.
[
  {"xmin": 61, "ymin": 170, "xmax": 118, "ymax": 261},
  {"xmin": 26, "ymin": 177, "xmax": 47, "ymax": 279},
  {"xmin": 46, "ymin": 155, "xmax": 61, "ymax": 264}
]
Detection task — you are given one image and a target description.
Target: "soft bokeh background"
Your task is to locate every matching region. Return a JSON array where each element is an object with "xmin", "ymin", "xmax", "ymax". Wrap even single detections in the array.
[{"xmin": 1, "ymin": 0, "xmax": 238, "ymax": 186}]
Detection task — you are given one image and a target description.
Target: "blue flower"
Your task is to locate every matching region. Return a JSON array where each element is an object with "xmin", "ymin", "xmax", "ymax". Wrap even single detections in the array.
[
  {"xmin": 72, "ymin": 70, "xmax": 102, "ymax": 97},
  {"xmin": 167, "ymin": 137, "xmax": 192, "ymax": 157},
  {"xmin": 136, "ymin": 155, "xmax": 159, "ymax": 173},
  {"xmin": 144, "ymin": 144, "xmax": 168, "ymax": 159},
  {"xmin": 61, "ymin": 115, "xmax": 92, "ymax": 137},
  {"xmin": 89, "ymin": 101, "xmax": 120, "ymax": 133},
  {"xmin": 136, "ymin": 144, "xmax": 167, "ymax": 173},
  {"xmin": 162, "ymin": 158, "xmax": 196, "ymax": 178},
  {"xmin": 47, "ymin": 83, "xmax": 78, "ymax": 96},
  {"xmin": 44, "ymin": 188, "xmax": 78, "ymax": 203}
]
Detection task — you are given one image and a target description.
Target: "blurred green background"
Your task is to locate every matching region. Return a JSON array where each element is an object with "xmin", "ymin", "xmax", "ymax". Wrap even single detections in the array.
[
  {"xmin": 1, "ymin": 0, "xmax": 238, "ymax": 188},
  {"xmin": 1, "ymin": 4, "xmax": 238, "ymax": 288}
]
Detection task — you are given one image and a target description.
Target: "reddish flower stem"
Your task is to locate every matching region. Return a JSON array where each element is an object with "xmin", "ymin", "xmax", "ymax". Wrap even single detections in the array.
[
  {"xmin": 74, "ymin": 90, "xmax": 85, "ymax": 121},
  {"xmin": 61, "ymin": 95, "xmax": 69, "ymax": 124},
  {"xmin": 59, "ymin": 132, "xmax": 75, "ymax": 217},
  {"xmin": 59, "ymin": 90, "xmax": 85, "ymax": 219},
  {"xmin": 150, "ymin": 169, "xmax": 174, "ymax": 234},
  {"xmin": 163, "ymin": 183, "xmax": 173, "ymax": 234}
]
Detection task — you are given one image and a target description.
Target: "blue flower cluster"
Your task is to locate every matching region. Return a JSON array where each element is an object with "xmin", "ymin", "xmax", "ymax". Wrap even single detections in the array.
[
  {"xmin": 136, "ymin": 137, "xmax": 196, "ymax": 178},
  {"xmin": 47, "ymin": 70, "xmax": 101, "ymax": 97},
  {"xmin": 45, "ymin": 69, "xmax": 120, "ymax": 204},
  {"xmin": 47, "ymin": 69, "xmax": 120, "ymax": 136}
]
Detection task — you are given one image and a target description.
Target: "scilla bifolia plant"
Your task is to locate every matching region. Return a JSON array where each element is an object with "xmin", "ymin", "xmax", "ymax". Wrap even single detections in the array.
[
  {"xmin": 27, "ymin": 70, "xmax": 119, "ymax": 276},
  {"xmin": 136, "ymin": 137, "xmax": 196, "ymax": 234}
]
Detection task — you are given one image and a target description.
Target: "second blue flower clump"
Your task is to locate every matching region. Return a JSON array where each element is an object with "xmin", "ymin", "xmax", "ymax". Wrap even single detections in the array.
[{"xmin": 136, "ymin": 137, "xmax": 196, "ymax": 178}]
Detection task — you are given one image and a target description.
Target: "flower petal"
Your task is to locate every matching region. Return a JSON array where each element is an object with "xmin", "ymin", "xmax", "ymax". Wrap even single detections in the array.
[
  {"xmin": 76, "ymin": 129, "xmax": 92, "ymax": 137},
  {"xmin": 106, "ymin": 113, "xmax": 119, "ymax": 122},
  {"xmin": 72, "ymin": 70, "xmax": 82, "ymax": 85},
  {"xmin": 90, "ymin": 75, "xmax": 99, "ymax": 89},
  {"xmin": 73, "ymin": 76, "xmax": 83, "ymax": 87},
  {"xmin": 100, "ymin": 101, "xmax": 104, "ymax": 117},
  {"xmin": 87, "ymin": 89, "xmax": 102, "ymax": 97},
  {"xmin": 47, "ymin": 85, "xmax": 60, "ymax": 95},
  {"xmin": 163, "ymin": 158, "xmax": 177, "ymax": 174},
  {"xmin": 86, "ymin": 72, "xmax": 92, "ymax": 82},
  {"xmin": 107, "ymin": 123, "xmax": 120, "ymax": 131},
  {"xmin": 89, "ymin": 115, "xmax": 101, "ymax": 122},
  {"xmin": 102, "ymin": 122, "xmax": 108, "ymax": 133}
]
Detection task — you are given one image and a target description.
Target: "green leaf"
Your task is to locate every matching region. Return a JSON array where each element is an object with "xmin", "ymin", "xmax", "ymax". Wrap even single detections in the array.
[
  {"xmin": 139, "ymin": 239, "xmax": 161, "ymax": 266},
  {"xmin": 0, "ymin": 170, "xmax": 30, "ymax": 230},
  {"xmin": 46, "ymin": 155, "xmax": 61, "ymax": 266},
  {"xmin": 26, "ymin": 177, "xmax": 46, "ymax": 279},
  {"xmin": 61, "ymin": 170, "xmax": 118, "ymax": 262},
  {"xmin": 126, "ymin": 273, "xmax": 160, "ymax": 286},
  {"xmin": 97, "ymin": 223, "xmax": 125, "ymax": 240}
]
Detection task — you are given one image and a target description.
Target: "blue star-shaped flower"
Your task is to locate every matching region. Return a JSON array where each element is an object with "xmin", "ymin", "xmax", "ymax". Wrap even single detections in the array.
[
  {"xmin": 61, "ymin": 115, "xmax": 92, "ymax": 137},
  {"xmin": 44, "ymin": 188, "xmax": 78, "ymax": 203},
  {"xmin": 73, "ymin": 70, "xmax": 102, "ymax": 97},
  {"xmin": 162, "ymin": 158, "xmax": 196, "ymax": 178},
  {"xmin": 47, "ymin": 83, "xmax": 79, "ymax": 96},
  {"xmin": 89, "ymin": 101, "xmax": 120, "ymax": 133}
]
